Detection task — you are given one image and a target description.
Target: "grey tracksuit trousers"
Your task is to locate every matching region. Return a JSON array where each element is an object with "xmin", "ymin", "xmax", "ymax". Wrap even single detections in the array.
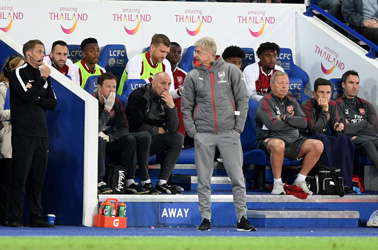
[{"xmin": 195, "ymin": 130, "xmax": 247, "ymax": 221}]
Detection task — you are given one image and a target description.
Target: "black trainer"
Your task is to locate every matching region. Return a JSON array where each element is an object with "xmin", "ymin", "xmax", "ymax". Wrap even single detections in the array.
[
  {"xmin": 125, "ymin": 183, "xmax": 149, "ymax": 194},
  {"xmin": 344, "ymin": 186, "xmax": 357, "ymax": 194},
  {"xmin": 237, "ymin": 216, "xmax": 257, "ymax": 232},
  {"xmin": 143, "ymin": 182, "xmax": 158, "ymax": 195},
  {"xmin": 98, "ymin": 182, "xmax": 112, "ymax": 194},
  {"xmin": 197, "ymin": 218, "xmax": 211, "ymax": 231},
  {"xmin": 155, "ymin": 183, "xmax": 182, "ymax": 194},
  {"xmin": 7, "ymin": 219, "xmax": 24, "ymax": 228},
  {"xmin": 30, "ymin": 217, "xmax": 55, "ymax": 228}
]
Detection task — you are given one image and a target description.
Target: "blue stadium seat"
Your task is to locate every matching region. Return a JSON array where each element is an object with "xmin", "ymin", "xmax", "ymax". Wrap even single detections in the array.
[
  {"xmin": 241, "ymin": 99, "xmax": 270, "ymax": 166},
  {"xmin": 277, "ymin": 48, "xmax": 310, "ymax": 104},
  {"xmin": 84, "ymin": 75, "xmax": 99, "ymax": 94},
  {"xmin": 178, "ymin": 46, "xmax": 195, "ymax": 73},
  {"xmin": 176, "ymin": 148, "xmax": 195, "ymax": 164},
  {"xmin": 119, "ymin": 79, "xmax": 147, "ymax": 101},
  {"xmin": 240, "ymin": 47, "xmax": 255, "ymax": 71},
  {"xmin": 98, "ymin": 44, "xmax": 128, "ymax": 85},
  {"xmin": 329, "ymin": 78, "xmax": 343, "ymax": 100},
  {"xmin": 67, "ymin": 44, "xmax": 82, "ymax": 64},
  {"xmin": 142, "ymin": 46, "xmax": 150, "ymax": 53}
]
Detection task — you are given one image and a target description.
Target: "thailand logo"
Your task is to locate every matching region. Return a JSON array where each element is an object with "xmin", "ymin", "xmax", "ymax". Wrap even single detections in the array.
[
  {"xmin": 113, "ymin": 8, "xmax": 151, "ymax": 35},
  {"xmin": 49, "ymin": 7, "xmax": 88, "ymax": 34},
  {"xmin": 175, "ymin": 9, "xmax": 212, "ymax": 36},
  {"xmin": 359, "ymin": 108, "xmax": 365, "ymax": 115},
  {"xmin": 238, "ymin": 10, "xmax": 275, "ymax": 37},
  {"xmin": 0, "ymin": 6, "xmax": 24, "ymax": 33},
  {"xmin": 315, "ymin": 45, "xmax": 345, "ymax": 75},
  {"xmin": 287, "ymin": 105, "xmax": 293, "ymax": 114}
]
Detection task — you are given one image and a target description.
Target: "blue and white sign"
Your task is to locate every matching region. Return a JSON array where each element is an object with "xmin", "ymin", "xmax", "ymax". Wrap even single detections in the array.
[{"xmin": 159, "ymin": 203, "xmax": 192, "ymax": 225}]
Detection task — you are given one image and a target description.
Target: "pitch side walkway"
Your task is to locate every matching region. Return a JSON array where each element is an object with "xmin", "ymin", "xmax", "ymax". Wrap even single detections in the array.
[{"xmin": 0, "ymin": 226, "xmax": 378, "ymax": 237}]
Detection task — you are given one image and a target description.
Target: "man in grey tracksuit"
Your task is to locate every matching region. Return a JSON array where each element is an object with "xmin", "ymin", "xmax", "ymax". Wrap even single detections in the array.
[{"xmin": 181, "ymin": 37, "xmax": 256, "ymax": 232}]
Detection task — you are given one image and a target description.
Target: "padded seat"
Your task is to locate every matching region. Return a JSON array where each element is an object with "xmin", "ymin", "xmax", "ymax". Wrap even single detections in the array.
[
  {"xmin": 178, "ymin": 46, "xmax": 195, "ymax": 73},
  {"xmin": 277, "ymin": 48, "xmax": 310, "ymax": 104},
  {"xmin": 240, "ymin": 47, "xmax": 255, "ymax": 71},
  {"xmin": 329, "ymin": 78, "xmax": 343, "ymax": 100},
  {"xmin": 98, "ymin": 44, "xmax": 128, "ymax": 85},
  {"xmin": 119, "ymin": 79, "xmax": 146, "ymax": 101},
  {"xmin": 67, "ymin": 44, "xmax": 82, "ymax": 64}
]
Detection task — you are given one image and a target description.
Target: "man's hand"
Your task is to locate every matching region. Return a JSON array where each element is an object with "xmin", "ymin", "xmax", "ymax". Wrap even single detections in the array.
[
  {"xmin": 40, "ymin": 63, "xmax": 51, "ymax": 78},
  {"xmin": 26, "ymin": 83, "xmax": 32, "ymax": 89},
  {"xmin": 363, "ymin": 18, "xmax": 377, "ymax": 28},
  {"xmin": 158, "ymin": 127, "xmax": 166, "ymax": 134},
  {"xmin": 276, "ymin": 115, "xmax": 281, "ymax": 120},
  {"xmin": 161, "ymin": 91, "xmax": 175, "ymax": 109},
  {"xmin": 103, "ymin": 92, "xmax": 115, "ymax": 111},
  {"xmin": 334, "ymin": 122, "xmax": 344, "ymax": 132},
  {"xmin": 98, "ymin": 132, "xmax": 109, "ymax": 142},
  {"xmin": 317, "ymin": 98, "xmax": 328, "ymax": 111}
]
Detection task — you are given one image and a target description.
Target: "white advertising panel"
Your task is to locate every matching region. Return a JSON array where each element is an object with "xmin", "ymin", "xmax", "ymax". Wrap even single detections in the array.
[{"xmin": 0, "ymin": 0, "xmax": 305, "ymax": 58}]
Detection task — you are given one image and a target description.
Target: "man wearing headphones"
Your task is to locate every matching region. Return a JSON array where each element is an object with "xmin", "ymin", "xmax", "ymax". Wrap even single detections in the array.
[{"xmin": 7, "ymin": 40, "xmax": 57, "ymax": 227}]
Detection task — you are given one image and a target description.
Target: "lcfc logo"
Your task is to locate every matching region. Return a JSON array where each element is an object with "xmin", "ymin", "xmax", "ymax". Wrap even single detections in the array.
[
  {"xmin": 175, "ymin": 9, "xmax": 213, "ymax": 36},
  {"xmin": 0, "ymin": 6, "xmax": 24, "ymax": 33},
  {"xmin": 315, "ymin": 45, "xmax": 345, "ymax": 75},
  {"xmin": 49, "ymin": 7, "xmax": 88, "ymax": 34},
  {"xmin": 238, "ymin": 10, "xmax": 275, "ymax": 37},
  {"xmin": 113, "ymin": 8, "xmax": 151, "ymax": 35}
]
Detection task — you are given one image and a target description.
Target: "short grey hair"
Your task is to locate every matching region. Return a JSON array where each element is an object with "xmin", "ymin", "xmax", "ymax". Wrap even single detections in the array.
[
  {"xmin": 270, "ymin": 71, "xmax": 288, "ymax": 84},
  {"xmin": 194, "ymin": 37, "xmax": 217, "ymax": 57}
]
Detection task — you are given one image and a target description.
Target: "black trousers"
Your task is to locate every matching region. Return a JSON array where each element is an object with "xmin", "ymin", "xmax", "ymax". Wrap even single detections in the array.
[
  {"xmin": 150, "ymin": 131, "xmax": 184, "ymax": 180},
  {"xmin": 0, "ymin": 158, "xmax": 12, "ymax": 224},
  {"xmin": 9, "ymin": 135, "xmax": 48, "ymax": 221},
  {"xmin": 98, "ymin": 134, "xmax": 138, "ymax": 182},
  {"xmin": 351, "ymin": 135, "xmax": 378, "ymax": 170},
  {"xmin": 130, "ymin": 131, "xmax": 152, "ymax": 182}
]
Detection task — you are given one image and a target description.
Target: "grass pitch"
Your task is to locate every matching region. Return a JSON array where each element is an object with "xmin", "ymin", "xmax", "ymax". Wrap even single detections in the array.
[{"xmin": 0, "ymin": 237, "xmax": 377, "ymax": 250}]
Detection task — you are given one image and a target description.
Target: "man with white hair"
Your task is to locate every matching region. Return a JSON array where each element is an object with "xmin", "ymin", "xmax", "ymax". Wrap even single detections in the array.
[{"xmin": 181, "ymin": 37, "xmax": 256, "ymax": 232}]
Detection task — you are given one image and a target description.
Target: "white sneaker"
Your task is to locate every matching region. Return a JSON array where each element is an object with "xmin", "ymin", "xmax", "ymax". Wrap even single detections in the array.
[
  {"xmin": 271, "ymin": 182, "xmax": 286, "ymax": 195},
  {"xmin": 294, "ymin": 180, "xmax": 313, "ymax": 195}
]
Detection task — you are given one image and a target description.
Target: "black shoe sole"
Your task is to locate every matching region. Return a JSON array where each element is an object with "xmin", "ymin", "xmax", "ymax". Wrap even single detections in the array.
[
  {"xmin": 237, "ymin": 227, "xmax": 257, "ymax": 232},
  {"xmin": 98, "ymin": 190, "xmax": 113, "ymax": 194}
]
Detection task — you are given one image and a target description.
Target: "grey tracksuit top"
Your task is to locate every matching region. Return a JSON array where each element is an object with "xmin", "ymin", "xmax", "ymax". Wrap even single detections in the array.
[
  {"xmin": 256, "ymin": 93, "xmax": 307, "ymax": 144},
  {"xmin": 181, "ymin": 58, "xmax": 249, "ymax": 138}
]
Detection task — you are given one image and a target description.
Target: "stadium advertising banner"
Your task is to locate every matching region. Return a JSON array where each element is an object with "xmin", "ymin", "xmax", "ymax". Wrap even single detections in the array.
[
  {"xmin": 0, "ymin": 0, "xmax": 304, "ymax": 59},
  {"xmin": 297, "ymin": 14, "xmax": 378, "ymax": 109}
]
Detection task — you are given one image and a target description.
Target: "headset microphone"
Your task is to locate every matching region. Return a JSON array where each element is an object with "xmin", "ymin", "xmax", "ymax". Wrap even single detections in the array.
[{"xmin": 28, "ymin": 53, "xmax": 40, "ymax": 63}]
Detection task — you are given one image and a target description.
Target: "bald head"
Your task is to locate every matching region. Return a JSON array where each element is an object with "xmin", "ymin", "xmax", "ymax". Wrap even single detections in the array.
[{"xmin": 152, "ymin": 72, "xmax": 171, "ymax": 96}]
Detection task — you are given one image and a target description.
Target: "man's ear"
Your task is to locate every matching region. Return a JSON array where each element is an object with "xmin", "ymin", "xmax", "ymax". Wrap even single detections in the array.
[{"xmin": 312, "ymin": 91, "xmax": 316, "ymax": 97}]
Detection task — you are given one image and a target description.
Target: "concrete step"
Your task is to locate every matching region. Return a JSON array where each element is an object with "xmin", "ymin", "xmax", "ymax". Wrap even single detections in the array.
[
  {"xmin": 247, "ymin": 209, "xmax": 360, "ymax": 228},
  {"xmin": 173, "ymin": 175, "xmax": 234, "ymax": 191}
]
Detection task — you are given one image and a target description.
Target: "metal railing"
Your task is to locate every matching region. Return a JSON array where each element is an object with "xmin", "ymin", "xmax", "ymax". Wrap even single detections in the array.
[{"xmin": 304, "ymin": 4, "xmax": 378, "ymax": 59}]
